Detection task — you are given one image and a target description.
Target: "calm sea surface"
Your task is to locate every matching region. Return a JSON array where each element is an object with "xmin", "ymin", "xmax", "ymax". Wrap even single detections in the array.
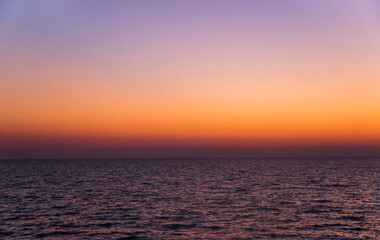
[{"xmin": 0, "ymin": 158, "xmax": 379, "ymax": 239}]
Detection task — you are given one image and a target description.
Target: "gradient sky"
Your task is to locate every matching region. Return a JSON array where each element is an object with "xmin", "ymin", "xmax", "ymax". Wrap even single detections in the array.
[{"xmin": 1, "ymin": 0, "xmax": 380, "ymax": 158}]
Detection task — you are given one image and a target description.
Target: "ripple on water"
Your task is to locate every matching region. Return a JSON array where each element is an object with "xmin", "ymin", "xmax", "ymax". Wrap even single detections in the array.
[{"xmin": 0, "ymin": 158, "xmax": 379, "ymax": 239}]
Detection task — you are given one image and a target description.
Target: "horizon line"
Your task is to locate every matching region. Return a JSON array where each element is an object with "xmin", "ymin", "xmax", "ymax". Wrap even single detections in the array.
[{"xmin": 1, "ymin": 156, "xmax": 380, "ymax": 161}]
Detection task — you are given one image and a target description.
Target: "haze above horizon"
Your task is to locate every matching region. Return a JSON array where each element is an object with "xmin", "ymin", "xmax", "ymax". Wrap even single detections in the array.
[{"xmin": 1, "ymin": 0, "xmax": 380, "ymax": 158}]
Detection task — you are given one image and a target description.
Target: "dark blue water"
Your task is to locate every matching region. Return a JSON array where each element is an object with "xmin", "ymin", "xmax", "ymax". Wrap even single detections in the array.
[{"xmin": 0, "ymin": 158, "xmax": 379, "ymax": 239}]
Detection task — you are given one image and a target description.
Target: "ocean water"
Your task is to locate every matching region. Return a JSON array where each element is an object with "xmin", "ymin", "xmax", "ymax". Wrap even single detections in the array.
[{"xmin": 0, "ymin": 158, "xmax": 379, "ymax": 239}]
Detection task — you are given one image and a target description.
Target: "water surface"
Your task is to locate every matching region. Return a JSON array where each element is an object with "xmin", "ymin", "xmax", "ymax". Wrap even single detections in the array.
[{"xmin": 0, "ymin": 158, "xmax": 379, "ymax": 239}]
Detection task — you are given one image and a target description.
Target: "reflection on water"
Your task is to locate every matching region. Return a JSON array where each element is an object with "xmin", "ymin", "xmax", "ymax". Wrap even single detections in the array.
[{"xmin": 0, "ymin": 158, "xmax": 379, "ymax": 239}]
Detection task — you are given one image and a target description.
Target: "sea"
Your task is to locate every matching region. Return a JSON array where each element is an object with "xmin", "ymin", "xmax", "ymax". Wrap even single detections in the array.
[{"xmin": 0, "ymin": 158, "xmax": 379, "ymax": 239}]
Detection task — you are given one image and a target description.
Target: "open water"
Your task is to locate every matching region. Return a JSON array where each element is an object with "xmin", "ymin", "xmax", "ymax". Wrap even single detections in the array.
[{"xmin": 0, "ymin": 158, "xmax": 379, "ymax": 239}]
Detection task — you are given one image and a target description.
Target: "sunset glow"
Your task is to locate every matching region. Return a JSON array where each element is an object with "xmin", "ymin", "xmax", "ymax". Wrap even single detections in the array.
[{"xmin": 1, "ymin": 0, "xmax": 380, "ymax": 158}]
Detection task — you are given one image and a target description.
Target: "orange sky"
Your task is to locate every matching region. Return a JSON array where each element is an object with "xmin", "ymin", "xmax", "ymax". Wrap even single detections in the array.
[{"xmin": 1, "ymin": 1, "xmax": 380, "ymax": 158}]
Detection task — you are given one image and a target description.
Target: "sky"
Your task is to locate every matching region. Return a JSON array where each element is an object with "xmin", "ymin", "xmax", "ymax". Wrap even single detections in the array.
[{"xmin": 1, "ymin": 0, "xmax": 380, "ymax": 158}]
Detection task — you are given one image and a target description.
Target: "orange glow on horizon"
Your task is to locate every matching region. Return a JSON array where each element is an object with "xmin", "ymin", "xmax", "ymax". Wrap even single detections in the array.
[{"xmin": 1, "ymin": 0, "xmax": 380, "ymax": 157}]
